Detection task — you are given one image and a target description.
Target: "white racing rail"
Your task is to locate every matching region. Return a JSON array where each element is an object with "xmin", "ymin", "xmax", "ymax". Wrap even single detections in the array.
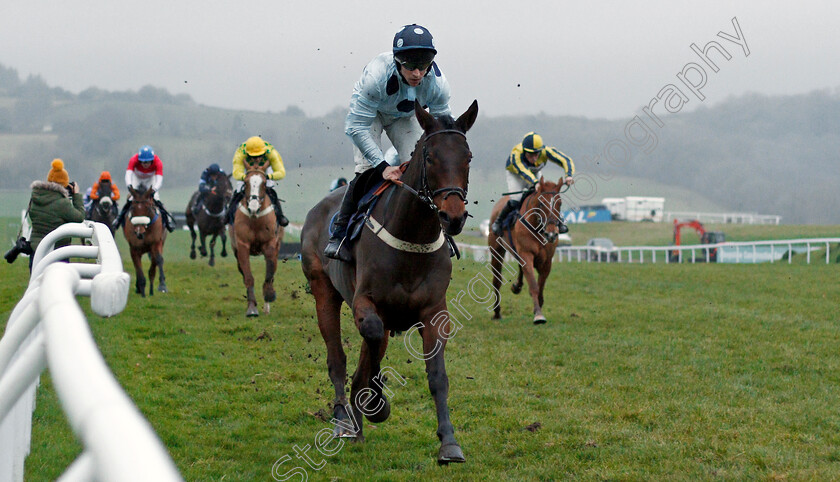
[
  {"xmin": 456, "ymin": 238, "xmax": 839, "ymax": 265},
  {"xmin": 0, "ymin": 221, "xmax": 182, "ymax": 482}
]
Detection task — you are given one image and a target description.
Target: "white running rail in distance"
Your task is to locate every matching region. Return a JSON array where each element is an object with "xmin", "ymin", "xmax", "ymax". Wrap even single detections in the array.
[{"xmin": 0, "ymin": 221, "xmax": 183, "ymax": 482}]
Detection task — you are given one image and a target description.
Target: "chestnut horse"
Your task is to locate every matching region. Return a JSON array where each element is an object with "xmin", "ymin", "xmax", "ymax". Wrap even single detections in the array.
[
  {"xmin": 488, "ymin": 178, "xmax": 565, "ymax": 324},
  {"xmin": 123, "ymin": 187, "xmax": 168, "ymax": 296},
  {"xmin": 228, "ymin": 163, "xmax": 283, "ymax": 317},
  {"xmin": 186, "ymin": 171, "xmax": 233, "ymax": 266},
  {"xmin": 301, "ymin": 100, "xmax": 478, "ymax": 464}
]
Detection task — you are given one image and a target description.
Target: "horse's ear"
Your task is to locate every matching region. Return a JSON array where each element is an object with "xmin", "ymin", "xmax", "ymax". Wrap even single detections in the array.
[
  {"xmin": 455, "ymin": 100, "xmax": 479, "ymax": 133},
  {"xmin": 129, "ymin": 186, "xmax": 138, "ymax": 198},
  {"xmin": 415, "ymin": 100, "xmax": 436, "ymax": 132},
  {"xmin": 538, "ymin": 177, "xmax": 545, "ymax": 192}
]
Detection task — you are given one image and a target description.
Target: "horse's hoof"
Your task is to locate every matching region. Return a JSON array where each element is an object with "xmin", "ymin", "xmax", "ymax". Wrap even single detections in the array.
[
  {"xmin": 438, "ymin": 443, "xmax": 465, "ymax": 464},
  {"xmin": 190, "ymin": 251, "xmax": 196, "ymax": 259},
  {"xmin": 246, "ymin": 306, "xmax": 259, "ymax": 317},
  {"xmin": 533, "ymin": 315, "xmax": 547, "ymax": 325},
  {"xmin": 492, "ymin": 312, "xmax": 501, "ymax": 320},
  {"xmin": 209, "ymin": 258, "xmax": 215, "ymax": 267},
  {"xmin": 199, "ymin": 248, "xmax": 207, "ymax": 257},
  {"xmin": 511, "ymin": 284, "xmax": 522, "ymax": 294},
  {"xmin": 221, "ymin": 251, "xmax": 227, "ymax": 257},
  {"xmin": 158, "ymin": 285, "xmax": 168, "ymax": 293},
  {"xmin": 364, "ymin": 397, "xmax": 390, "ymax": 423}
]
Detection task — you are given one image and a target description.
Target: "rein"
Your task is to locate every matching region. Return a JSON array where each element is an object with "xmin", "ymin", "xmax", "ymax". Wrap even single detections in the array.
[
  {"xmin": 368, "ymin": 128, "xmax": 469, "ymax": 256},
  {"xmin": 238, "ymin": 170, "xmax": 272, "ymax": 219},
  {"xmin": 393, "ymin": 129, "xmax": 469, "ymax": 212}
]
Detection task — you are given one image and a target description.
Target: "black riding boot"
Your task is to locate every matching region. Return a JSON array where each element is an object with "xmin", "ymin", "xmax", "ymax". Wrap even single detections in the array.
[
  {"xmin": 114, "ymin": 200, "xmax": 132, "ymax": 231},
  {"xmin": 267, "ymin": 188, "xmax": 289, "ymax": 227},
  {"xmin": 155, "ymin": 199, "xmax": 175, "ymax": 232},
  {"xmin": 324, "ymin": 180, "xmax": 356, "ymax": 262},
  {"xmin": 226, "ymin": 189, "xmax": 244, "ymax": 224},
  {"xmin": 491, "ymin": 199, "xmax": 521, "ymax": 236},
  {"xmin": 192, "ymin": 192, "xmax": 205, "ymax": 216}
]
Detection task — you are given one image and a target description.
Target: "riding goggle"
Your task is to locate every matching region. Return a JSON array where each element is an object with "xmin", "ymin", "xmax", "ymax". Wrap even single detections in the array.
[{"xmin": 397, "ymin": 58, "xmax": 433, "ymax": 72}]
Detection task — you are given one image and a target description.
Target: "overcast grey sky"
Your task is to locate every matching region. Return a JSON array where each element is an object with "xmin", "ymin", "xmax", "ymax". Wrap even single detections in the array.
[{"xmin": 1, "ymin": 1, "xmax": 837, "ymax": 119}]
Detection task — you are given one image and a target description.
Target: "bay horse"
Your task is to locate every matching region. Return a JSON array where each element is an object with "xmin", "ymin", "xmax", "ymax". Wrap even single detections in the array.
[
  {"xmin": 228, "ymin": 161, "xmax": 283, "ymax": 317},
  {"xmin": 87, "ymin": 196, "xmax": 118, "ymax": 236},
  {"xmin": 301, "ymin": 100, "xmax": 478, "ymax": 464},
  {"xmin": 186, "ymin": 172, "xmax": 233, "ymax": 266},
  {"xmin": 123, "ymin": 186, "xmax": 168, "ymax": 296},
  {"xmin": 488, "ymin": 178, "xmax": 564, "ymax": 324}
]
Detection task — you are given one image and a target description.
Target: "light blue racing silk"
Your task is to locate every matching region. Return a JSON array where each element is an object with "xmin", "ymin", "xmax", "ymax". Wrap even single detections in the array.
[{"xmin": 345, "ymin": 52, "xmax": 451, "ymax": 168}]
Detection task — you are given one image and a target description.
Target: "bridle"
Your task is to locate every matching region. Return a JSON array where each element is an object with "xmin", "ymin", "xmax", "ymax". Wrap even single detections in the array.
[
  {"xmin": 522, "ymin": 189, "xmax": 564, "ymax": 241},
  {"xmin": 243, "ymin": 169, "xmax": 268, "ymax": 206},
  {"xmin": 238, "ymin": 169, "xmax": 273, "ymax": 218},
  {"xmin": 394, "ymin": 129, "xmax": 470, "ymax": 213}
]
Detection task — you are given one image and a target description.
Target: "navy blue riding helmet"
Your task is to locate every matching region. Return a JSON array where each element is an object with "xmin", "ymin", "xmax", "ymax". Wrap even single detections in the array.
[{"xmin": 393, "ymin": 24, "xmax": 437, "ymax": 69}]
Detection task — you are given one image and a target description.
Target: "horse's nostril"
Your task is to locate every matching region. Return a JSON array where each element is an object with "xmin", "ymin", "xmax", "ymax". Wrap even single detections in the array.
[{"xmin": 438, "ymin": 212, "xmax": 450, "ymax": 223}]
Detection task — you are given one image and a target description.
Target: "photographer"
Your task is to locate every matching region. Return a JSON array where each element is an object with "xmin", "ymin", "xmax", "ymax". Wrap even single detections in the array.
[{"xmin": 19, "ymin": 159, "xmax": 85, "ymax": 270}]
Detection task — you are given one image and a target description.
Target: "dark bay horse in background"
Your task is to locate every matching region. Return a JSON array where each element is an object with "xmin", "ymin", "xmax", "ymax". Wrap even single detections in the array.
[
  {"xmin": 301, "ymin": 100, "xmax": 478, "ymax": 464},
  {"xmin": 123, "ymin": 187, "xmax": 168, "ymax": 296},
  {"xmin": 186, "ymin": 171, "xmax": 233, "ymax": 266},
  {"xmin": 488, "ymin": 178, "xmax": 564, "ymax": 324},
  {"xmin": 88, "ymin": 196, "xmax": 118, "ymax": 236},
  {"xmin": 229, "ymin": 161, "xmax": 283, "ymax": 317}
]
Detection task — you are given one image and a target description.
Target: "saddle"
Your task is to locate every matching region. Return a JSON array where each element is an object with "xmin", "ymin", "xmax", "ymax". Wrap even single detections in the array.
[
  {"xmin": 329, "ymin": 165, "xmax": 459, "ymax": 258},
  {"xmin": 500, "ymin": 187, "xmax": 537, "ymax": 234}
]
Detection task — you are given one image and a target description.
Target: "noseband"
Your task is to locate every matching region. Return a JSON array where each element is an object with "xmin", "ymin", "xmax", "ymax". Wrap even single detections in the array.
[{"xmin": 526, "ymin": 190, "xmax": 564, "ymax": 239}]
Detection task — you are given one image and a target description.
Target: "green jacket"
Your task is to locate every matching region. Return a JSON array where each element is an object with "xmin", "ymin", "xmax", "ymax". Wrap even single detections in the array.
[{"xmin": 28, "ymin": 181, "xmax": 86, "ymax": 253}]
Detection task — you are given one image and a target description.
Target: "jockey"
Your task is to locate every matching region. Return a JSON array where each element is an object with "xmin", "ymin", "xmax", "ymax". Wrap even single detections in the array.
[
  {"xmin": 83, "ymin": 187, "xmax": 93, "ymax": 215},
  {"xmin": 89, "ymin": 171, "xmax": 120, "ymax": 216},
  {"xmin": 226, "ymin": 136, "xmax": 288, "ymax": 226},
  {"xmin": 193, "ymin": 163, "xmax": 227, "ymax": 215},
  {"xmin": 329, "ymin": 177, "xmax": 348, "ymax": 192},
  {"xmin": 114, "ymin": 145, "xmax": 175, "ymax": 232},
  {"xmin": 324, "ymin": 23, "xmax": 451, "ymax": 261},
  {"xmin": 491, "ymin": 132, "xmax": 576, "ymax": 236}
]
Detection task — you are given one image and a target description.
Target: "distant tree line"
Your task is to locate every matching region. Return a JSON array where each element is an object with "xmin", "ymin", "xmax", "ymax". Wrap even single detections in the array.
[{"xmin": 1, "ymin": 63, "xmax": 838, "ymax": 223}]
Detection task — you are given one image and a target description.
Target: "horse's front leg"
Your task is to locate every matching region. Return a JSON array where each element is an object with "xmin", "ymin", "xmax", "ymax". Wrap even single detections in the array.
[
  {"xmin": 154, "ymin": 243, "xmax": 167, "ymax": 293},
  {"xmin": 536, "ymin": 255, "xmax": 553, "ymax": 309},
  {"xmin": 130, "ymin": 249, "xmax": 146, "ymax": 297},
  {"xmin": 188, "ymin": 221, "xmax": 197, "ymax": 259},
  {"xmin": 420, "ymin": 305, "xmax": 464, "ymax": 464},
  {"xmin": 348, "ymin": 296, "xmax": 390, "ymax": 442},
  {"xmin": 199, "ymin": 232, "xmax": 208, "ymax": 258},
  {"xmin": 519, "ymin": 253, "xmax": 545, "ymax": 324},
  {"xmin": 208, "ymin": 233, "xmax": 218, "ymax": 267},
  {"xmin": 488, "ymin": 241, "xmax": 506, "ymax": 320},
  {"xmin": 262, "ymin": 239, "xmax": 279, "ymax": 314},
  {"xmin": 311, "ymin": 274, "xmax": 353, "ymax": 437},
  {"xmin": 235, "ymin": 240, "xmax": 258, "ymax": 317},
  {"xmin": 220, "ymin": 230, "xmax": 228, "ymax": 258}
]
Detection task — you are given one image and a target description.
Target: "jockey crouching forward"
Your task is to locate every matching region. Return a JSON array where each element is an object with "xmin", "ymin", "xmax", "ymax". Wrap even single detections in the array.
[
  {"xmin": 89, "ymin": 171, "xmax": 120, "ymax": 217},
  {"xmin": 324, "ymin": 23, "xmax": 452, "ymax": 262},
  {"xmin": 226, "ymin": 136, "xmax": 289, "ymax": 227},
  {"xmin": 491, "ymin": 132, "xmax": 575, "ymax": 236},
  {"xmin": 114, "ymin": 145, "xmax": 175, "ymax": 232},
  {"xmin": 193, "ymin": 163, "xmax": 227, "ymax": 215}
]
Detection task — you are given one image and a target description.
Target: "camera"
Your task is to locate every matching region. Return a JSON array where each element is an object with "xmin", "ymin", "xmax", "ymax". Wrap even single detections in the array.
[{"xmin": 4, "ymin": 237, "xmax": 34, "ymax": 264}]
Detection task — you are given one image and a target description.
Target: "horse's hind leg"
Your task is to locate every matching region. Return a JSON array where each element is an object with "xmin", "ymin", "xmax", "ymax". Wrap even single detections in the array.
[{"xmin": 220, "ymin": 231, "xmax": 228, "ymax": 257}]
